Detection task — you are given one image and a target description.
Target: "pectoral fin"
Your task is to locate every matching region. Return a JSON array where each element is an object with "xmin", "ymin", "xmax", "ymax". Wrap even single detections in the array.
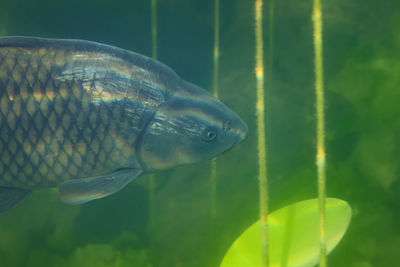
[
  {"xmin": 59, "ymin": 168, "xmax": 142, "ymax": 205},
  {"xmin": 0, "ymin": 187, "xmax": 30, "ymax": 214}
]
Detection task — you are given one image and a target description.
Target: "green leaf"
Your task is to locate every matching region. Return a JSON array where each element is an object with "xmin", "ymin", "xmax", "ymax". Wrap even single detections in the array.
[{"xmin": 220, "ymin": 198, "xmax": 352, "ymax": 267}]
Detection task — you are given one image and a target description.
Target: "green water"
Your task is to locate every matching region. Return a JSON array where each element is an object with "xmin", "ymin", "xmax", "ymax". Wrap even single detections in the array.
[{"xmin": 0, "ymin": 0, "xmax": 399, "ymax": 266}]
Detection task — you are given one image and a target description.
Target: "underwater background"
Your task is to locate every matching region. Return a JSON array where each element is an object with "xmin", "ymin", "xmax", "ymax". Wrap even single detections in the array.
[{"xmin": 0, "ymin": 0, "xmax": 399, "ymax": 266}]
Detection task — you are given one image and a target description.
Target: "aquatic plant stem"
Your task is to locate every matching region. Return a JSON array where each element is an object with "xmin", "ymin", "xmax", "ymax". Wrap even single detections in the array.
[
  {"xmin": 255, "ymin": 0, "xmax": 270, "ymax": 266},
  {"xmin": 211, "ymin": 158, "xmax": 217, "ymax": 220},
  {"xmin": 312, "ymin": 0, "xmax": 327, "ymax": 266},
  {"xmin": 149, "ymin": 0, "xmax": 157, "ymax": 238},
  {"xmin": 212, "ymin": 0, "xmax": 220, "ymax": 100},
  {"xmin": 151, "ymin": 0, "xmax": 157, "ymax": 60},
  {"xmin": 210, "ymin": 0, "xmax": 220, "ymax": 222},
  {"xmin": 149, "ymin": 173, "xmax": 155, "ymax": 232},
  {"xmin": 267, "ymin": 0, "xmax": 274, "ymax": 91}
]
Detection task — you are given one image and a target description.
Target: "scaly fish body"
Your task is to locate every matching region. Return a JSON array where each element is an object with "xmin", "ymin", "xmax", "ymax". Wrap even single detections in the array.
[
  {"xmin": 0, "ymin": 37, "xmax": 247, "ymax": 212},
  {"xmin": 0, "ymin": 37, "xmax": 162, "ymax": 190}
]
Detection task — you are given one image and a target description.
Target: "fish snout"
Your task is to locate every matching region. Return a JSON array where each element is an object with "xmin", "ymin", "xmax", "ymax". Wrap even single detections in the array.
[
  {"xmin": 236, "ymin": 118, "xmax": 248, "ymax": 144},
  {"xmin": 229, "ymin": 116, "xmax": 248, "ymax": 145},
  {"xmin": 221, "ymin": 118, "xmax": 247, "ymax": 155}
]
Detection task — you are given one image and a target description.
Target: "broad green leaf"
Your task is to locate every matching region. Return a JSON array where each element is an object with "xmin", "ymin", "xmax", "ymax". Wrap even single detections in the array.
[{"xmin": 221, "ymin": 198, "xmax": 351, "ymax": 267}]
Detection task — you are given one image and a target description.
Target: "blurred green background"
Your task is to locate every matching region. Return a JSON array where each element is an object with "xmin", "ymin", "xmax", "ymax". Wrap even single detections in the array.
[{"xmin": 0, "ymin": 0, "xmax": 399, "ymax": 266}]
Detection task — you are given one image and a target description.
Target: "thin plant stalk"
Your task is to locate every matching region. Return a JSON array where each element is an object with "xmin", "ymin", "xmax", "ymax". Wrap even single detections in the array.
[
  {"xmin": 255, "ymin": 0, "xmax": 269, "ymax": 266},
  {"xmin": 211, "ymin": 158, "xmax": 217, "ymax": 220},
  {"xmin": 151, "ymin": 0, "xmax": 157, "ymax": 60},
  {"xmin": 312, "ymin": 0, "xmax": 327, "ymax": 266},
  {"xmin": 211, "ymin": 0, "xmax": 220, "ymax": 222},
  {"xmin": 267, "ymin": 0, "xmax": 274, "ymax": 91},
  {"xmin": 149, "ymin": 0, "xmax": 158, "ymax": 238}
]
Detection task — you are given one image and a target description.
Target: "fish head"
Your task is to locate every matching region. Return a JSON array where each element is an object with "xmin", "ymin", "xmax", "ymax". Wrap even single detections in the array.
[{"xmin": 137, "ymin": 81, "xmax": 248, "ymax": 171}]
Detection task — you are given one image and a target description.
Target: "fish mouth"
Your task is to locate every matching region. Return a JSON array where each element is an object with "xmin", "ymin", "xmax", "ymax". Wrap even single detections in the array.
[
  {"xmin": 222, "ymin": 145, "xmax": 237, "ymax": 155},
  {"xmin": 234, "ymin": 117, "xmax": 248, "ymax": 144},
  {"xmin": 222, "ymin": 119, "xmax": 247, "ymax": 155},
  {"xmin": 222, "ymin": 136, "xmax": 246, "ymax": 155},
  {"xmin": 237, "ymin": 127, "xmax": 248, "ymax": 144}
]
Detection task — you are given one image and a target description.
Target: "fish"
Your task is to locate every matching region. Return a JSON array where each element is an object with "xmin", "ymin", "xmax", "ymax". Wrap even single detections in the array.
[{"xmin": 0, "ymin": 36, "xmax": 247, "ymax": 213}]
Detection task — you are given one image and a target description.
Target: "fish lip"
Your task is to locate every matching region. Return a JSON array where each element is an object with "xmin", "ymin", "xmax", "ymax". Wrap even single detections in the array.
[
  {"xmin": 235, "ymin": 119, "xmax": 248, "ymax": 144},
  {"xmin": 222, "ymin": 146, "xmax": 235, "ymax": 155},
  {"xmin": 222, "ymin": 140, "xmax": 242, "ymax": 155},
  {"xmin": 223, "ymin": 130, "xmax": 247, "ymax": 155},
  {"xmin": 239, "ymin": 132, "xmax": 248, "ymax": 143}
]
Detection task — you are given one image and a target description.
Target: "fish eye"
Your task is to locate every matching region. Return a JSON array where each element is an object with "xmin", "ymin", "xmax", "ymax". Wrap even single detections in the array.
[
  {"xmin": 202, "ymin": 127, "xmax": 217, "ymax": 142},
  {"xmin": 223, "ymin": 120, "xmax": 231, "ymax": 132}
]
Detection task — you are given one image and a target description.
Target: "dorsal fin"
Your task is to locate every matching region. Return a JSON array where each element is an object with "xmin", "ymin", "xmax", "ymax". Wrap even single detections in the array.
[
  {"xmin": 0, "ymin": 36, "xmax": 180, "ymax": 84},
  {"xmin": 0, "ymin": 36, "xmax": 125, "ymax": 54}
]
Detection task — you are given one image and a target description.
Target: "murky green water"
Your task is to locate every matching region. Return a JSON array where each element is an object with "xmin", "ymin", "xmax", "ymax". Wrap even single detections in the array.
[{"xmin": 0, "ymin": 0, "xmax": 399, "ymax": 266}]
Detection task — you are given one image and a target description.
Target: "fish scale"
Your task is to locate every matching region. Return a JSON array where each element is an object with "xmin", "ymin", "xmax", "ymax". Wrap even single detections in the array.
[
  {"xmin": 0, "ymin": 36, "xmax": 247, "ymax": 211},
  {"xmin": 0, "ymin": 42, "xmax": 148, "ymax": 190}
]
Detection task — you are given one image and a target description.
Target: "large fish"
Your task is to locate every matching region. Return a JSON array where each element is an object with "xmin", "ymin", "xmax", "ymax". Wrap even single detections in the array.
[{"xmin": 0, "ymin": 37, "xmax": 247, "ymax": 213}]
